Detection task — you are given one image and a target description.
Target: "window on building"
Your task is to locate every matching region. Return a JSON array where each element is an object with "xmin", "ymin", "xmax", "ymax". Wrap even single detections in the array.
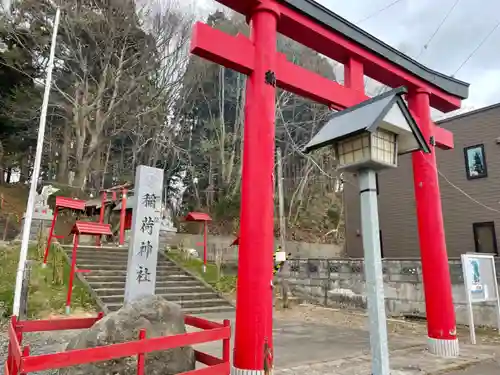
[
  {"xmin": 473, "ymin": 222, "xmax": 498, "ymax": 255},
  {"xmin": 464, "ymin": 144, "xmax": 488, "ymax": 180}
]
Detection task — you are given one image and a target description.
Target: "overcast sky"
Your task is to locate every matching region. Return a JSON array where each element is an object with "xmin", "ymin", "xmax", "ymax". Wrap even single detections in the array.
[{"xmin": 196, "ymin": 0, "xmax": 500, "ymax": 113}]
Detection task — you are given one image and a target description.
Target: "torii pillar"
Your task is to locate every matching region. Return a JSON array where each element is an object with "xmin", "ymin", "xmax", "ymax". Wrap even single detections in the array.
[
  {"xmin": 233, "ymin": 4, "xmax": 278, "ymax": 374},
  {"xmin": 409, "ymin": 89, "xmax": 457, "ymax": 355},
  {"xmin": 190, "ymin": 0, "xmax": 463, "ymax": 371}
]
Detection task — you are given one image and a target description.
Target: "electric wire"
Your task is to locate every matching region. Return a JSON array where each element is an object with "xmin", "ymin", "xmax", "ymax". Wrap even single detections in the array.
[
  {"xmin": 280, "ymin": 114, "xmax": 500, "ymax": 214},
  {"xmin": 415, "ymin": 0, "xmax": 461, "ymax": 60},
  {"xmin": 356, "ymin": 0, "xmax": 406, "ymax": 24},
  {"xmin": 451, "ymin": 18, "xmax": 500, "ymax": 77},
  {"xmin": 423, "ymin": 157, "xmax": 500, "ymax": 214}
]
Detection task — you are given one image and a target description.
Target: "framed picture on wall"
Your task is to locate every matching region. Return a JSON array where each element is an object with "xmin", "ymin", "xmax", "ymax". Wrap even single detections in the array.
[{"xmin": 464, "ymin": 144, "xmax": 488, "ymax": 180}]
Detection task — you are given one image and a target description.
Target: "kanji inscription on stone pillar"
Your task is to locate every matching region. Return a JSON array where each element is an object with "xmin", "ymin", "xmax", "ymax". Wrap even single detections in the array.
[{"xmin": 124, "ymin": 165, "xmax": 164, "ymax": 304}]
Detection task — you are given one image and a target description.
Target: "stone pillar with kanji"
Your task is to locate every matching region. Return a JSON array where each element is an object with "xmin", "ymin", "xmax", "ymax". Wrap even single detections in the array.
[{"xmin": 124, "ymin": 165, "xmax": 164, "ymax": 304}]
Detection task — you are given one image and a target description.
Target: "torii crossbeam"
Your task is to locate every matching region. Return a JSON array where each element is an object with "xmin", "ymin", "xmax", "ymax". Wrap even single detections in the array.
[
  {"xmin": 190, "ymin": 1, "xmax": 469, "ymax": 373},
  {"xmin": 193, "ymin": 22, "xmax": 455, "ymax": 149}
]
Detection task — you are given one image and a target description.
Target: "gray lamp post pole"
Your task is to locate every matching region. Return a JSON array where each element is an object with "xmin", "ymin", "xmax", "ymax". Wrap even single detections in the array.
[{"xmin": 359, "ymin": 168, "xmax": 390, "ymax": 375}]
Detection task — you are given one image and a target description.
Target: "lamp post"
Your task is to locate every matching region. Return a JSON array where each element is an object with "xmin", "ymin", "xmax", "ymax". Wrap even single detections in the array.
[
  {"xmin": 304, "ymin": 87, "xmax": 430, "ymax": 375},
  {"xmin": 13, "ymin": 6, "xmax": 61, "ymax": 317}
]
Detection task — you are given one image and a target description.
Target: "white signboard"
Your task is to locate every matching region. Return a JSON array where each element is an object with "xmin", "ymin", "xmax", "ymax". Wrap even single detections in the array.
[
  {"xmin": 461, "ymin": 253, "xmax": 500, "ymax": 344},
  {"xmin": 124, "ymin": 165, "xmax": 164, "ymax": 304},
  {"xmin": 275, "ymin": 251, "xmax": 287, "ymax": 262}
]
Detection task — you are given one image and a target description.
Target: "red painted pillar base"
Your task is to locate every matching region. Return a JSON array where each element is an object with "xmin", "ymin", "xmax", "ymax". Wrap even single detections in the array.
[
  {"xmin": 66, "ymin": 234, "xmax": 79, "ymax": 315},
  {"xmin": 203, "ymin": 221, "xmax": 208, "ymax": 273},
  {"xmin": 96, "ymin": 192, "xmax": 107, "ymax": 247},
  {"xmin": 43, "ymin": 207, "xmax": 59, "ymax": 266},
  {"xmin": 409, "ymin": 88, "xmax": 459, "ymax": 357},
  {"xmin": 119, "ymin": 188, "xmax": 128, "ymax": 246},
  {"xmin": 233, "ymin": 2, "xmax": 280, "ymax": 374}
]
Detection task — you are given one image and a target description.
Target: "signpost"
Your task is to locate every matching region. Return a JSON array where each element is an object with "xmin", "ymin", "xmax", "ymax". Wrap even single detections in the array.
[
  {"xmin": 124, "ymin": 165, "xmax": 164, "ymax": 304},
  {"xmin": 461, "ymin": 253, "xmax": 500, "ymax": 344}
]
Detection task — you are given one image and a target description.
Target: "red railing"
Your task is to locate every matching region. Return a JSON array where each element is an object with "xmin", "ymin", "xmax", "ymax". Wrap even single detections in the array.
[{"xmin": 5, "ymin": 314, "xmax": 231, "ymax": 375}]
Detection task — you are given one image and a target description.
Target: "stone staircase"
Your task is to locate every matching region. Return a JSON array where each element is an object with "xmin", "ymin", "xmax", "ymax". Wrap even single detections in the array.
[{"xmin": 62, "ymin": 245, "xmax": 234, "ymax": 315}]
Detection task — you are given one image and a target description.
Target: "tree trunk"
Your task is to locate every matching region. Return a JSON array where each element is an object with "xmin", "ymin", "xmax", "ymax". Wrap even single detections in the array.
[
  {"xmin": 5, "ymin": 168, "xmax": 12, "ymax": 184},
  {"xmin": 73, "ymin": 157, "xmax": 92, "ymax": 190},
  {"xmin": 0, "ymin": 140, "xmax": 3, "ymax": 184},
  {"xmin": 57, "ymin": 123, "xmax": 71, "ymax": 184},
  {"xmin": 20, "ymin": 154, "xmax": 30, "ymax": 183},
  {"xmin": 101, "ymin": 140, "xmax": 112, "ymax": 189},
  {"xmin": 90, "ymin": 148, "xmax": 103, "ymax": 191}
]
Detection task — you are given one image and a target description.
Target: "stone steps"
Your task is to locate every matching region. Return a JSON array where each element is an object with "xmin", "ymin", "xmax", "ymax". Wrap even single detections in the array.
[
  {"xmin": 63, "ymin": 245, "xmax": 234, "ymax": 315},
  {"xmin": 76, "ymin": 263, "xmax": 180, "ymax": 271},
  {"xmin": 106, "ymin": 303, "xmax": 235, "ymax": 314},
  {"xmin": 82, "ymin": 270, "xmax": 191, "ymax": 278},
  {"xmin": 87, "ymin": 280, "xmax": 203, "ymax": 289},
  {"xmin": 94, "ymin": 285, "xmax": 213, "ymax": 296},
  {"xmin": 74, "ymin": 254, "xmax": 131, "ymax": 262},
  {"xmin": 100, "ymin": 292, "xmax": 220, "ymax": 305}
]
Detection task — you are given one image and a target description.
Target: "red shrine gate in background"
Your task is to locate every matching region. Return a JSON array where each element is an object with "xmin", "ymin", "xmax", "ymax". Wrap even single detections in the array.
[{"xmin": 190, "ymin": 0, "xmax": 470, "ymax": 372}]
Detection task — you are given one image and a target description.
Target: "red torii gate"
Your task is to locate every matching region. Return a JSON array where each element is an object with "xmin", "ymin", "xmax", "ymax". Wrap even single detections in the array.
[
  {"xmin": 67, "ymin": 221, "xmax": 113, "ymax": 315},
  {"xmin": 43, "ymin": 196, "xmax": 86, "ymax": 267},
  {"xmin": 184, "ymin": 212, "xmax": 212, "ymax": 272},
  {"xmin": 191, "ymin": 0, "xmax": 469, "ymax": 372}
]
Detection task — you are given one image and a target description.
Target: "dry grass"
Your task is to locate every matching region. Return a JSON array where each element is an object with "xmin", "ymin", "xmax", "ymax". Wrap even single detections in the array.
[
  {"xmin": 0, "ymin": 184, "xmax": 29, "ymax": 217},
  {"xmin": 0, "ymin": 244, "xmax": 96, "ymax": 322}
]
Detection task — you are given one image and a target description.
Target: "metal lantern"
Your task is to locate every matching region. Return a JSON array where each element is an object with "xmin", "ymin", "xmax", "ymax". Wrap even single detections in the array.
[{"xmin": 303, "ymin": 87, "xmax": 429, "ymax": 172}]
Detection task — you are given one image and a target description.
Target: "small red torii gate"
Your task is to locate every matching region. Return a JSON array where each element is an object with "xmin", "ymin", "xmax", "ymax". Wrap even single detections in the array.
[
  {"xmin": 96, "ymin": 183, "xmax": 130, "ymax": 247},
  {"xmin": 67, "ymin": 222, "xmax": 112, "ymax": 314},
  {"xmin": 191, "ymin": 0, "xmax": 469, "ymax": 371},
  {"xmin": 185, "ymin": 212, "xmax": 212, "ymax": 273},
  {"xmin": 43, "ymin": 196, "xmax": 86, "ymax": 267}
]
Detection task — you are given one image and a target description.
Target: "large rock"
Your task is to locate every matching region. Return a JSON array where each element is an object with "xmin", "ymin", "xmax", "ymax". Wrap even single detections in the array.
[{"xmin": 59, "ymin": 296, "xmax": 195, "ymax": 375}]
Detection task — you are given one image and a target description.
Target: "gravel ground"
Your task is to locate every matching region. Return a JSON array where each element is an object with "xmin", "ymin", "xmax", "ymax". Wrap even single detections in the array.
[{"xmin": 0, "ymin": 324, "xmax": 79, "ymax": 375}]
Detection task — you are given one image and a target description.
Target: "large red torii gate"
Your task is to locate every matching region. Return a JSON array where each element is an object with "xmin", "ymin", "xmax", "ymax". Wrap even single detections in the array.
[{"xmin": 190, "ymin": 0, "xmax": 469, "ymax": 372}]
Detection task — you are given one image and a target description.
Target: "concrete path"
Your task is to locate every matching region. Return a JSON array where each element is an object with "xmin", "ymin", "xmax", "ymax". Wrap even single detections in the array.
[
  {"xmin": 446, "ymin": 360, "xmax": 500, "ymax": 375},
  {"xmin": 189, "ymin": 306, "xmax": 500, "ymax": 375}
]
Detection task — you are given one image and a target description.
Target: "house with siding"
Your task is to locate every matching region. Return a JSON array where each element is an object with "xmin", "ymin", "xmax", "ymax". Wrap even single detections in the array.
[{"xmin": 344, "ymin": 103, "xmax": 500, "ymax": 258}]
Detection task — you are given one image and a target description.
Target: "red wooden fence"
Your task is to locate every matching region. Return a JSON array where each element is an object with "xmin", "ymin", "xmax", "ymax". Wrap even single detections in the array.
[{"xmin": 5, "ymin": 314, "xmax": 231, "ymax": 375}]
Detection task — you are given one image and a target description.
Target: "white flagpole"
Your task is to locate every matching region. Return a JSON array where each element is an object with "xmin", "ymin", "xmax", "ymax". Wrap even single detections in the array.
[{"xmin": 12, "ymin": 7, "xmax": 61, "ymax": 316}]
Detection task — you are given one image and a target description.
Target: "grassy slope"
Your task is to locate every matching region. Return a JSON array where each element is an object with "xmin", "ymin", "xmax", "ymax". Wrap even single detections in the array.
[
  {"xmin": 0, "ymin": 244, "xmax": 95, "ymax": 320},
  {"xmin": 167, "ymin": 250, "xmax": 237, "ymax": 295}
]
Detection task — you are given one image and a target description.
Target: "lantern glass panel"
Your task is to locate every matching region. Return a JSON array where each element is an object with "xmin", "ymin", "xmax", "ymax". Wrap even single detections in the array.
[
  {"xmin": 371, "ymin": 128, "xmax": 397, "ymax": 166},
  {"xmin": 337, "ymin": 133, "xmax": 371, "ymax": 165}
]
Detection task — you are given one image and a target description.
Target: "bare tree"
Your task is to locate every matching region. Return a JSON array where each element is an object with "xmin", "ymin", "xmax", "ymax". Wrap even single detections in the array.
[{"xmin": 4, "ymin": 0, "xmax": 195, "ymax": 189}]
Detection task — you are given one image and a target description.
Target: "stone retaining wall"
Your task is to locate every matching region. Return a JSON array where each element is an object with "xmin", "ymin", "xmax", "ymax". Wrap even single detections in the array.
[
  {"xmin": 286, "ymin": 258, "xmax": 500, "ymax": 327},
  {"xmin": 163, "ymin": 233, "xmax": 344, "ymax": 261}
]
